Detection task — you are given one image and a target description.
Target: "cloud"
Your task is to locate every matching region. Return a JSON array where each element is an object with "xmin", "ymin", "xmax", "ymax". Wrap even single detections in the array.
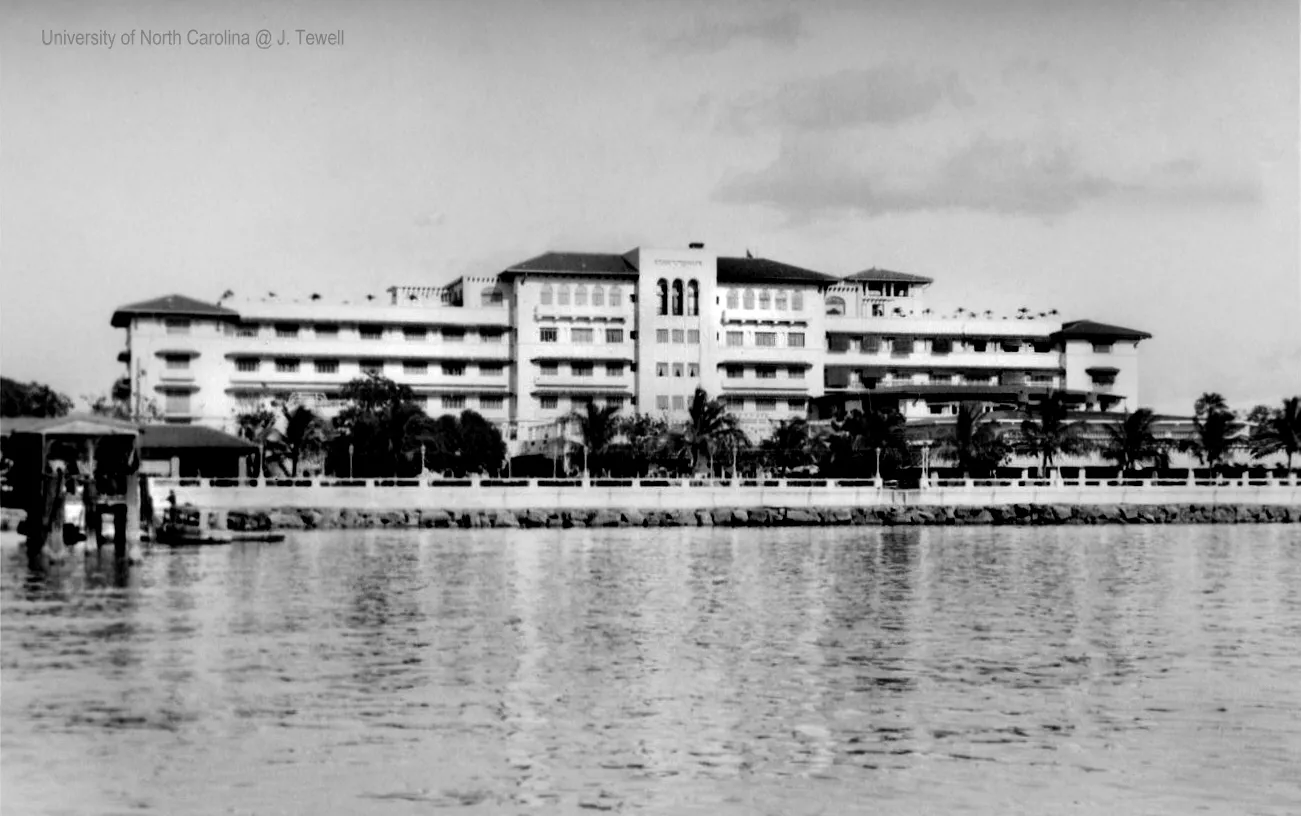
[
  {"xmin": 716, "ymin": 135, "xmax": 1118, "ymax": 218},
  {"xmin": 662, "ymin": 10, "xmax": 802, "ymax": 53},
  {"xmin": 724, "ymin": 65, "xmax": 969, "ymax": 132},
  {"xmin": 714, "ymin": 135, "xmax": 1262, "ymax": 220}
]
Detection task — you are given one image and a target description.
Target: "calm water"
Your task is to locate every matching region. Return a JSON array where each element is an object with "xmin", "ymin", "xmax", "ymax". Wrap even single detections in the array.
[{"xmin": 3, "ymin": 526, "xmax": 1300, "ymax": 815}]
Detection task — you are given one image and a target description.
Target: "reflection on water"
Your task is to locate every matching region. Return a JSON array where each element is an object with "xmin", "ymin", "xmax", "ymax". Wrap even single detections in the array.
[{"xmin": 3, "ymin": 526, "xmax": 1301, "ymax": 815}]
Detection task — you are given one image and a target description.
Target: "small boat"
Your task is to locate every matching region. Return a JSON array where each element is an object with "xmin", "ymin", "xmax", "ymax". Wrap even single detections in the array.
[{"xmin": 152, "ymin": 523, "xmax": 285, "ymax": 545}]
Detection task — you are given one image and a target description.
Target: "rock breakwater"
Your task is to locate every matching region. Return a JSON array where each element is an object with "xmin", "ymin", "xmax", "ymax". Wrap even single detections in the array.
[{"xmin": 204, "ymin": 503, "xmax": 1301, "ymax": 532}]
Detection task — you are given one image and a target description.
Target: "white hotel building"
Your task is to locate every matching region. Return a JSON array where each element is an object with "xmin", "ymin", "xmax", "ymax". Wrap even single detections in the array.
[{"xmin": 112, "ymin": 244, "xmax": 1149, "ymax": 454}]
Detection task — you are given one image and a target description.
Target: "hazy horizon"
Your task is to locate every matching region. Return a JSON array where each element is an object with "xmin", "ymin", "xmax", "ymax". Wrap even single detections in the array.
[{"xmin": 2, "ymin": 0, "xmax": 1298, "ymax": 416}]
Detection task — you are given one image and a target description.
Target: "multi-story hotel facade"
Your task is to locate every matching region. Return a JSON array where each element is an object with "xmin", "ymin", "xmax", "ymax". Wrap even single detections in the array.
[{"xmin": 111, "ymin": 244, "xmax": 1150, "ymax": 456}]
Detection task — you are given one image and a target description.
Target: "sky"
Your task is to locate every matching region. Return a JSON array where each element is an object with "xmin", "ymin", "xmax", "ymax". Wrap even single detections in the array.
[{"xmin": 1, "ymin": 0, "xmax": 1297, "ymax": 416}]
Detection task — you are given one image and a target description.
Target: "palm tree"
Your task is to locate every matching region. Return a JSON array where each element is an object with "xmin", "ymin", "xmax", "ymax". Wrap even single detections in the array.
[
  {"xmin": 236, "ymin": 407, "xmax": 284, "ymax": 476},
  {"xmin": 1248, "ymin": 397, "xmax": 1301, "ymax": 471},
  {"xmin": 1184, "ymin": 392, "xmax": 1241, "ymax": 474},
  {"xmin": 678, "ymin": 387, "xmax": 747, "ymax": 475},
  {"xmin": 1101, "ymin": 408, "xmax": 1167, "ymax": 472},
  {"xmin": 280, "ymin": 405, "xmax": 327, "ymax": 476},
  {"xmin": 567, "ymin": 401, "xmax": 622, "ymax": 475},
  {"xmin": 1016, "ymin": 392, "xmax": 1089, "ymax": 474},
  {"xmin": 760, "ymin": 418, "xmax": 819, "ymax": 475},
  {"xmin": 937, "ymin": 402, "xmax": 1009, "ymax": 477},
  {"xmin": 826, "ymin": 406, "xmax": 909, "ymax": 477}
]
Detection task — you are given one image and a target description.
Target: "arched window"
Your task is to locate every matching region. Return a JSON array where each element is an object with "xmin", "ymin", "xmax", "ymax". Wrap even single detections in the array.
[
  {"xmin": 792, "ymin": 291, "xmax": 804, "ymax": 311},
  {"xmin": 575, "ymin": 285, "xmax": 587, "ymax": 306},
  {"xmin": 609, "ymin": 286, "xmax": 622, "ymax": 307},
  {"xmin": 671, "ymin": 280, "xmax": 684, "ymax": 316},
  {"xmin": 775, "ymin": 289, "xmax": 788, "ymax": 310},
  {"xmin": 758, "ymin": 289, "xmax": 771, "ymax": 309},
  {"xmin": 686, "ymin": 280, "xmax": 699, "ymax": 316},
  {"xmin": 558, "ymin": 284, "xmax": 570, "ymax": 306},
  {"xmin": 726, "ymin": 289, "xmax": 739, "ymax": 309},
  {"xmin": 591, "ymin": 285, "xmax": 604, "ymax": 306},
  {"xmin": 540, "ymin": 284, "xmax": 553, "ymax": 306},
  {"xmin": 656, "ymin": 279, "xmax": 668, "ymax": 315},
  {"xmin": 743, "ymin": 289, "xmax": 755, "ymax": 309},
  {"xmin": 826, "ymin": 296, "xmax": 845, "ymax": 316}
]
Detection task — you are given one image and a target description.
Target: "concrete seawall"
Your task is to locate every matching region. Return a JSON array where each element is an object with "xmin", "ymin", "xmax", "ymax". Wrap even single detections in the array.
[{"xmin": 152, "ymin": 478, "xmax": 1301, "ymax": 514}]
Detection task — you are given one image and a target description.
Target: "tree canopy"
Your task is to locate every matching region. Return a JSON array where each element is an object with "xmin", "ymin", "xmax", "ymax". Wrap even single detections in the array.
[{"xmin": 1, "ymin": 377, "xmax": 73, "ymax": 418}]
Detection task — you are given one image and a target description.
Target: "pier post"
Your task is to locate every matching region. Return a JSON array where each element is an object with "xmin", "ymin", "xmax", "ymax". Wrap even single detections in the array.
[{"xmin": 116, "ymin": 473, "xmax": 143, "ymax": 563}]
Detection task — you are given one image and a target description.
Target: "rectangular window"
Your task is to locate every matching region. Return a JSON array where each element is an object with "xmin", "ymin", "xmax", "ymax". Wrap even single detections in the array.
[
  {"xmin": 443, "ymin": 329, "xmax": 465, "ymax": 342},
  {"xmin": 656, "ymin": 362, "xmax": 669, "ymax": 377},
  {"xmin": 541, "ymin": 396, "xmax": 559, "ymax": 410},
  {"xmin": 1001, "ymin": 340, "xmax": 1022, "ymax": 353},
  {"xmin": 481, "ymin": 330, "xmax": 504, "ymax": 344},
  {"xmin": 673, "ymin": 363, "xmax": 684, "ymax": 378},
  {"xmin": 540, "ymin": 327, "xmax": 558, "ymax": 343},
  {"xmin": 164, "ymin": 392, "xmax": 190, "ymax": 414},
  {"xmin": 315, "ymin": 359, "xmax": 339, "ymax": 374},
  {"xmin": 792, "ymin": 292, "xmax": 804, "ymax": 311},
  {"xmin": 756, "ymin": 399, "xmax": 776, "ymax": 412},
  {"xmin": 573, "ymin": 364, "xmax": 593, "ymax": 377},
  {"xmin": 606, "ymin": 363, "xmax": 624, "ymax": 377},
  {"xmin": 688, "ymin": 363, "xmax": 699, "ymax": 377},
  {"xmin": 726, "ymin": 331, "xmax": 744, "ymax": 347},
  {"xmin": 788, "ymin": 367, "xmax": 805, "ymax": 379},
  {"xmin": 656, "ymin": 395, "xmax": 670, "ymax": 410},
  {"xmin": 970, "ymin": 340, "xmax": 988, "ymax": 353},
  {"xmin": 235, "ymin": 358, "xmax": 259, "ymax": 372},
  {"xmin": 671, "ymin": 329, "xmax": 685, "ymax": 344},
  {"xmin": 275, "ymin": 323, "xmax": 298, "ymax": 338},
  {"xmin": 726, "ymin": 290, "xmax": 739, "ymax": 309},
  {"xmin": 540, "ymin": 287, "xmax": 553, "ymax": 306},
  {"xmin": 164, "ymin": 355, "xmax": 189, "ymax": 370},
  {"xmin": 726, "ymin": 366, "xmax": 743, "ymax": 379},
  {"xmin": 442, "ymin": 363, "xmax": 465, "ymax": 376},
  {"xmin": 443, "ymin": 395, "xmax": 466, "ymax": 410},
  {"xmin": 787, "ymin": 399, "xmax": 805, "ymax": 412},
  {"xmin": 756, "ymin": 366, "xmax": 777, "ymax": 379},
  {"xmin": 775, "ymin": 291, "xmax": 788, "ymax": 310},
  {"xmin": 360, "ymin": 359, "xmax": 384, "ymax": 375},
  {"xmin": 1092, "ymin": 342, "xmax": 1113, "ymax": 354},
  {"xmin": 480, "ymin": 396, "xmax": 504, "ymax": 410},
  {"xmin": 360, "ymin": 325, "xmax": 384, "ymax": 340},
  {"xmin": 687, "ymin": 329, "xmax": 700, "ymax": 344},
  {"xmin": 571, "ymin": 328, "xmax": 593, "ymax": 344},
  {"xmin": 656, "ymin": 329, "xmax": 669, "ymax": 344},
  {"xmin": 605, "ymin": 328, "xmax": 623, "ymax": 344},
  {"xmin": 892, "ymin": 338, "xmax": 915, "ymax": 354},
  {"xmin": 540, "ymin": 362, "xmax": 559, "ymax": 376},
  {"xmin": 609, "ymin": 287, "xmax": 622, "ymax": 307},
  {"xmin": 606, "ymin": 396, "xmax": 626, "ymax": 408},
  {"xmin": 404, "ymin": 361, "xmax": 427, "ymax": 375},
  {"xmin": 275, "ymin": 358, "xmax": 299, "ymax": 373},
  {"xmin": 165, "ymin": 319, "xmax": 190, "ymax": 335},
  {"xmin": 237, "ymin": 324, "xmax": 258, "ymax": 338},
  {"xmin": 755, "ymin": 332, "xmax": 777, "ymax": 347},
  {"xmin": 314, "ymin": 324, "xmax": 337, "ymax": 338},
  {"xmin": 404, "ymin": 327, "xmax": 427, "ymax": 341},
  {"xmin": 480, "ymin": 364, "xmax": 504, "ymax": 376},
  {"xmin": 788, "ymin": 332, "xmax": 805, "ymax": 348},
  {"xmin": 932, "ymin": 338, "xmax": 953, "ymax": 355},
  {"xmin": 672, "ymin": 395, "xmax": 685, "ymax": 411},
  {"xmin": 930, "ymin": 373, "xmax": 953, "ymax": 384},
  {"xmin": 1033, "ymin": 340, "xmax": 1054, "ymax": 354}
]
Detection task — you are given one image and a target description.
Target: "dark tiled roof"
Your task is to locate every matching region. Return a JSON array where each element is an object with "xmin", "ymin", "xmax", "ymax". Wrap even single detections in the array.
[
  {"xmin": 716, "ymin": 257, "xmax": 839, "ymax": 285},
  {"xmin": 139, "ymin": 424, "xmax": 256, "ymax": 451},
  {"xmin": 1054, "ymin": 320, "xmax": 1152, "ymax": 341},
  {"xmin": 111, "ymin": 294, "xmax": 240, "ymax": 328},
  {"xmin": 501, "ymin": 251, "xmax": 640, "ymax": 278},
  {"xmin": 841, "ymin": 268, "xmax": 934, "ymax": 285},
  {"xmin": 1, "ymin": 414, "xmax": 141, "ymax": 437}
]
